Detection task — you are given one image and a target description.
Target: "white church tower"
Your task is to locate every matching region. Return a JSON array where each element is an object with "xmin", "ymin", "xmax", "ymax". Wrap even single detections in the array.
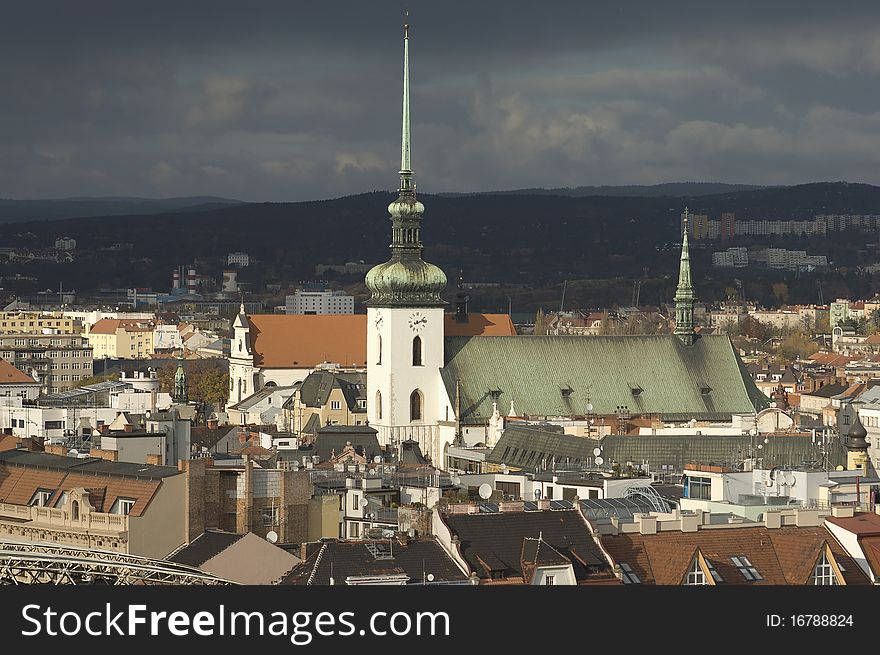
[{"xmin": 365, "ymin": 18, "xmax": 448, "ymax": 463}]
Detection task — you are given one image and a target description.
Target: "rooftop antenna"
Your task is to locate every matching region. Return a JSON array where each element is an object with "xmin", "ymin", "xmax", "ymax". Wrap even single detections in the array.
[{"xmin": 560, "ymin": 280, "xmax": 567, "ymax": 313}]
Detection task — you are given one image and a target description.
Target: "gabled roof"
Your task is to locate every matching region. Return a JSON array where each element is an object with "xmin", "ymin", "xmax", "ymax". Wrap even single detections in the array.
[
  {"xmin": 600, "ymin": 525, "xmax": 869, "ymax": 585},
  {"xmin": 442, "ymin": 335, "xmax": 768, "ymax": 424},
  {"xmin": 443, "ymin": 508, "xmax": 614, "ymax": 583},
  {"xmin": 0, "ymin": 450, "xmax": 174, "ymax": 516},
  {"xmin": 283, "ymin": 537, "xmax": 468, "ymax": 585},
  {"xmin": 247, "ymin": 314, "xmax": 367, "ymax": 369},
  {"xmin": 300, "ymin": 425, "xmax": 380, "ymax": 463},
  {"xmin": 0, "ymin": 359, "xmax": 38, "ymax": 385},
  {"xmin": 168, "ymin": 531, "xmax": 300, "ymax": 585},
  {"xmin": 802, "ymin": 383, "xmax": 848, "ymax": 399},
  {"xmin": 443, "ymin": 314, "xmax": 516, "ymax": 336},
  {"xmin": 297, "ymin": 370, "xmax": 366, "ymax": 410},
  {"xmin": 243, "ymin": 312, "xmax": 517, "ymax": 370}
]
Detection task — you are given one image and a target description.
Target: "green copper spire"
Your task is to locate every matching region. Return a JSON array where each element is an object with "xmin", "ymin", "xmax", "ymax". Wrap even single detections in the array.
[
  {"xmin": 674, "ymin": 207, "xmax": 696, "ymax": 346},
  {"xmin": 365, "ymin": 13, "xmax": 447, "ymax": 308}
]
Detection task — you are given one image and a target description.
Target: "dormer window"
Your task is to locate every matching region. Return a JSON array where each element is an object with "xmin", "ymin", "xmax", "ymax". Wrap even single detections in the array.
[
  {"xmin": 700, "ymin": 385, "xmax": 712, "ymax": 395},
  {"xmin": 29, "ymin": 489, "xmax": 53, "ymax": 507},
  {"xmin": 630, "ymin": 387, "xmax": 643, "ymax": 396}
]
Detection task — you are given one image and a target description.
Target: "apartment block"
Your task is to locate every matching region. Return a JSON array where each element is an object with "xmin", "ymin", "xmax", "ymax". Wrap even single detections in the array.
[{"xmin": 0, "ymin": 333, "xmax": 93, "ymax": 394}]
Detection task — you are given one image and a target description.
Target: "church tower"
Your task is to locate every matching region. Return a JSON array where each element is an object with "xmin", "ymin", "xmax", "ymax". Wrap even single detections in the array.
[
  {"xmin": 365, "ymin": 17, "xmax": 447, "ymax": 461},
  {"xmin": 674, "ymin": 207, "xmax": 697, "ymax": 346}
]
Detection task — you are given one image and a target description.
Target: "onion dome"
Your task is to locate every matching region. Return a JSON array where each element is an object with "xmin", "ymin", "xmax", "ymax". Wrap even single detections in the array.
[{"xmin": 847, "ymin": 412, "xmax": 869, "ymax": 451}]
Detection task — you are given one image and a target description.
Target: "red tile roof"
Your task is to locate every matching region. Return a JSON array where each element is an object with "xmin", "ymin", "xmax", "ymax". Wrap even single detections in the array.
[
  {"xmin": 246, "ymin": 312, "xmax": 517, "ymax": 368},
  {"xmin": 89, "ymin": 318, "xmax": 155, "ymax": 334},
  {"xmin": 600, "ymin": 525, "xmax": 869, "ymax": 585},
  {"xmin": 826, "ymin": 512, "xmax": 880, "ymax": 536},
  {"xmin": 0, "ymin": 359, "xmax": 38, "ymax": 385}
]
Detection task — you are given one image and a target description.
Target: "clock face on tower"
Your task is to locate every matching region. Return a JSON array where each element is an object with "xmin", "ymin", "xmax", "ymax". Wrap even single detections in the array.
[
  {"xmin": 408, "ymin": 311, "xmax": 427, "ymax": 332},
  {"xmin": 374, "ymin": 313, "xmax": 383, "ymax": 330}
]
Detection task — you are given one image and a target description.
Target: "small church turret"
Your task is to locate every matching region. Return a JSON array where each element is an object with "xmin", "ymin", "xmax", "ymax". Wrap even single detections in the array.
[
  {"xmin": 173, "ymin": 358, "xmax": 188, "ymax": 404},
  {"xmin": 674, "ymin": 207, "xmax": 697, "ymax": 346}
]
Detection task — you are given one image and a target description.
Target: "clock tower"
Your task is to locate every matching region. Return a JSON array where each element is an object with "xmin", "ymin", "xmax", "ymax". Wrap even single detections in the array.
[{"xmin": 365, "ymin": 18, "xmax": 447, "ymax": 461}]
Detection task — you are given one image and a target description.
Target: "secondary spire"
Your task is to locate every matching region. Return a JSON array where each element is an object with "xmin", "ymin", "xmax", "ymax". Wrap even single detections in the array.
[{"xmin": 674, "ymin": 207, "xmax": 696, "ymax": 346}]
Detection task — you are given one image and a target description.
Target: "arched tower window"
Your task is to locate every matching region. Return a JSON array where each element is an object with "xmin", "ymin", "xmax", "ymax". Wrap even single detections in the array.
[
  {"xmin": 376, "ymin": 390, "xmax": 383, "ymax": 420},
  {"xmin": 377, "ymin": 335, "xmax": 382, "ymax": 365},
  {"xmin": 410, "ymin": 389, "xmax": 423, "ymax": 422},
  {"xmin": 72, "ymin": 500, "xmax": 80, "ymax": 521},
  {"xmin": 412, "ymin": 336, "xmax": 422, "ymax": 366},
  {"xmin": 237, "ymin": 378, "xmax": 242, "ymax": 402}
]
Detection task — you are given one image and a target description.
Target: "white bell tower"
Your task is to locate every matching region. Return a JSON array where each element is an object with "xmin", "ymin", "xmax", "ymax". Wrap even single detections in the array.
[{"xmin": 365, "ymin": 18, "xmax": 447, "ymax": 463}]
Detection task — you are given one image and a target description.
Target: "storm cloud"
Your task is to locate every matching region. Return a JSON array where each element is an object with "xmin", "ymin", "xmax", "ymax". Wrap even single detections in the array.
[{"xmin": 1, "ymin": 1, "xmax": 879, "ymax": 200}]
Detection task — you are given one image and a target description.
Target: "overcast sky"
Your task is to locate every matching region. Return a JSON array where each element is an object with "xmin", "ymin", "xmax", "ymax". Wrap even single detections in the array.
[{"xmin": 3, "ymin": 1, "xmax": 880, "ymax": 200}]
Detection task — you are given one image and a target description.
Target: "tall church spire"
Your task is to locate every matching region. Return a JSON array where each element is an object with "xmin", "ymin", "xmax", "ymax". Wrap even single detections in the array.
[
  {"xmin": 400, "ymin": 14, "xmax": 412, "ymax": 190},
  {"xmin": 674, "ymin": 207, "xmax": 696, "ymax": 346},
  {"xmin": 365, "ymin": 13, "xmax": 447, "ymax": 308}
]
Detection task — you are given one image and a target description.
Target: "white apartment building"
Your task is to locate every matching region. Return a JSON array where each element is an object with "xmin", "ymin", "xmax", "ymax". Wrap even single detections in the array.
[
  {"xmin": 227, "ymin": 252, "xmax": 250, "ymax": 267},
  {"xmin": 711, "ymin": 247, "xmax": 749, "ymax": 268},
  {"xmin": 285, "ymin": 289, "xmax": 355, "ymax": 315}
]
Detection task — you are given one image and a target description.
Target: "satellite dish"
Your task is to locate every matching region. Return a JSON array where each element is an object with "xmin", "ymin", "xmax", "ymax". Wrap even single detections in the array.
[
  {"xmin": 359, "ymin": 497, "xmax": 369, "ymax": 508},
  {"xmin": 593, "ymin": 447, "xmax": 602, "ymax": 457},
  {"xmin": 784, "ymin": 472, "xmax": 796, "ymax": 486},
  {"xmin": 266, "ymin": 531, "xmax": 278, "ymax": 544},
  {"xmin": 373, "ymin": 455, "xmax": 382, "ymax": 464},
  {"xmin": 501, "ymin": 466, "xmax": 509, "ymax": 475},
  {"xmin": 427, "ymin": 574, "xmax": 435, "ymax": 582},
  {"xmin": 764, "ymin": 438, "xmax": 769, "ymax": 444},
  {"xmin": 586, "ymin": 402, "xmax": 593, "ymax": 413},
  {"xmin": 594, "ymin": 456, "xmax": 604, "ymax": 466},
  {"xmin": 452, "ymin": 475, "xmax": 461, "ymax": 486},
  {"xmin": 478, "ymin": 483, "xmax": 492, "ymax": 500},
  {"xmin": 835, "ymin": 465, "xmax": 845, "ymax": 471}
]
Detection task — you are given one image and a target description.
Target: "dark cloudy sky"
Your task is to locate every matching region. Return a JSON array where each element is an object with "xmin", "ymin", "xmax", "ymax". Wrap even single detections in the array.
[{"xmin": 3, "ymin": 1, "xmax": 880, "ymax": 200}]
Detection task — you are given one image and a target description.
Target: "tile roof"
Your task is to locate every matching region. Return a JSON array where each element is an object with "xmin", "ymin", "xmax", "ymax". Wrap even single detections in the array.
[
  {"xmin": 283, "ymin": 537, "xmax": 468, "ymax": 585},
  {"xmin": 0, "ymin": 452, "xmax": 167, "ymax": 517},
  {"xmin": 167, "ymin": 530, "xmax": 244, "ymax": 567},
  {"xmin": 245, "ymin": 312, "xmax": 516, "ymax": 370},
  {"xmin": 825, "ymin": 511, "xmax": 880, "ymax": 536},
  {"xmin": 298, "ymin": 426, "xmax": 381, "ymax": 463},
  {"xmin": 443, "ymin": 314, "xmax": 517, "ymax": 337},
  {"xmin": 247, "ymin": 314, "xmax": 367, "ymax": 369},
  {"xmin": 0, "ymin": 359, "xmax": 38, "ymax": 385},
  {"xmin": 443, "ymin": 508, "xmax": 615, "ymax": 583},
  {"xmin": 801, "ymin": 383, "xmax": 848, "ymax": 399},
  {"xmin": 297, "ymin": 370, "xmax": 366, "ymax": 410},
  {"xmin": 442, "ymin": 334, "xmax": 769, "ymax": 424},
  {"xmin": 600, "ymin": 525, "xmax": 870, "ymax": 585}
]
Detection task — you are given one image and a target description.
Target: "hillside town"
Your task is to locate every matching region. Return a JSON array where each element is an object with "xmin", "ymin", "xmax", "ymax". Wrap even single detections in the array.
[{"xmin": 2, "ymin": 24, "xmax": 880, "ymax": 590}]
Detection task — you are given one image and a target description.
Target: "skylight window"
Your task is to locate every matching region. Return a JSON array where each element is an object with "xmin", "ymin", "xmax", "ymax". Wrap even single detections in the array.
[
  {"xmin": 619, "ymin": 563, "xmax": 641, "ymax": 584},
  {"xmin": 731, "ymin": 555, "xmax": 762, "ymax": 581}
]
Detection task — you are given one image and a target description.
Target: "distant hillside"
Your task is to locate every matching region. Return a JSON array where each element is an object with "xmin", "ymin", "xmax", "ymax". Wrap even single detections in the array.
[
  {"xmin": 0, "ymin": 196, "xmax": 244, "ymax": 224},
  {"xmin": 0, "ymin": 183, "xmax": 880, "ymax": 298},
  {"xmin": 442, "ymin": 182, "xmax": 768, "ymax": 198}
]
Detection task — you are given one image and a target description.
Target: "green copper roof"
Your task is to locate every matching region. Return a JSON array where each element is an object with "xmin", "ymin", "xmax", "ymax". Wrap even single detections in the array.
[{"xmin": 441, "ymin": 334, "xmax": 769, "ymax": 424}]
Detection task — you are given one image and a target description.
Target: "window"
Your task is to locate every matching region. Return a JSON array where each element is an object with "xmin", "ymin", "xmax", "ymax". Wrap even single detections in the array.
[
  {"xmin": 412, "ymin": 336, "xmax": 422, "ymax": 366},
  {"xmin": 357, "ymin": 398, "xmax": 367, "ymax": 410},
  {"xmin": 376, "ymin": 390, "xmax": 382, "ymax": 420},
  {"xmin": 619, "ymin": 563, "xmax": 641, "ymax": 584},
  {"xmin": 377, "ymin": 335, "xmax": 382, "ymax": 365},
  {"xmin": 812, "ymin": 551, "xmax": 838, "ymax": 585},
  {"xmin": 29, "ymin": 489, "xmax": 53, "ymax": 507},
  {"xmin": 261, "ymin": 506, "xmax": 279, "ymax": 527},
  {"xmin": 703, "ymin": 559, "xmax": 723, "ymax": 583},
  {"xmin": 111, "ymin": 498, "xmax": 136, "ymax": 516},
  {"xmin": 685, "ymin": 558, "xmax": 707, "ymax": 585},
  {"xmin": 350, "ymin": 522, "xmax": 360, "ymax": 538},
  {"xmin": 544, "ymin": 575, "xmax": 555, "ymax": 586},
  {"xmin": 44, "ymin": 420, "xmax": 63, "ymax": 430},
  {"xmin": 686, "ymin": 476, "xmax": 711, "ymax": 500},
  {"xmin": 410, "ymin": 389, "xmax": 422, "ymax": 422},
  {"xmin": 72, "ymin": 500, "xmax": 79, "ymax": 520},
  {"xmin": 731, "ymin": 555, "xmax": 762, "ymax": 581},
  {"xmin": 331, "ymin": 400, "xmax": 342, "ymax": 410}
]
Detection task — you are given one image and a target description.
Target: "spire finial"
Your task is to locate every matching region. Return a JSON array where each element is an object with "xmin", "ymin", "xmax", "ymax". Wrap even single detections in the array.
[{"xmin": 404, "ymin": 9, "xmax": 409, "ymax": 38}]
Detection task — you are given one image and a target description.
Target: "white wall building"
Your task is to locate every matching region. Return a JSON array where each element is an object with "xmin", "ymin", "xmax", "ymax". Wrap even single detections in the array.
[{"xmin": 227, "ymin": 252, "xmax": 249, "ymax": 267}]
